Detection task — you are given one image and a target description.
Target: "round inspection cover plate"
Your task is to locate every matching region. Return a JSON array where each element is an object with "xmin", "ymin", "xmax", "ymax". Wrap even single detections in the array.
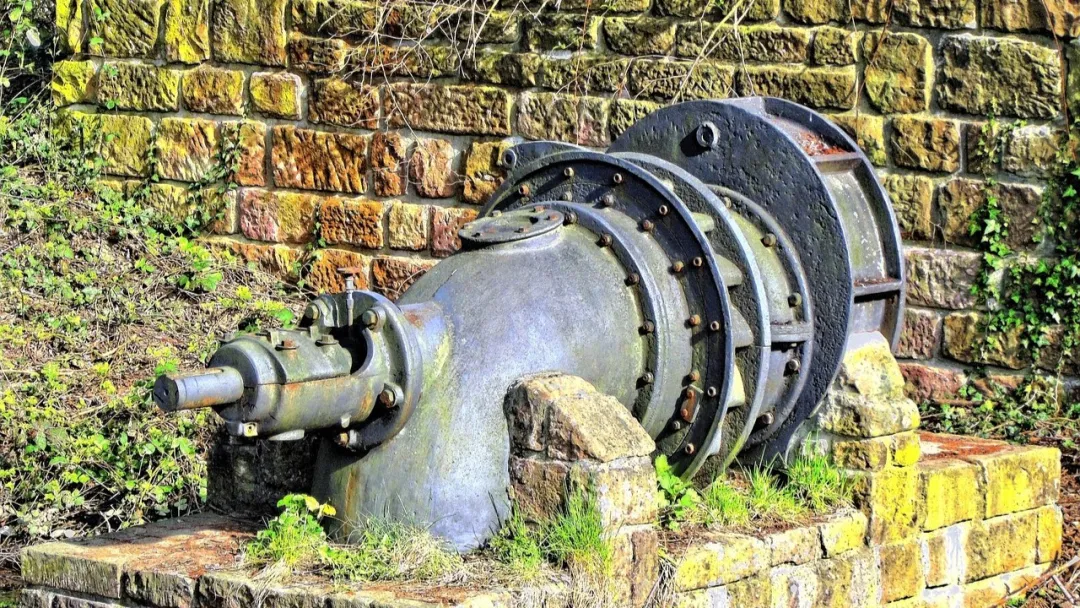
[{"xmin": 460, "ymin": 207, "xmax": 565, "ymax": 245}]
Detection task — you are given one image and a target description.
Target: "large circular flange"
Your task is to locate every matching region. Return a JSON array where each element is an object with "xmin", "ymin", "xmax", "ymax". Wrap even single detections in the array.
[
  {"xmin": 485, "ymin": 151, "xmax": 735, "ymax": 477},
  {"xmin": 460, "ymin": 207, "xmax": 564, "ymax": 245}
]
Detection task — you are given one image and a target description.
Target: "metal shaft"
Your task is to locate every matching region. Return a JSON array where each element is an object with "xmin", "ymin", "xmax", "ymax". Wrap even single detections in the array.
[{"xmin": 153, "ymin": 367, "xmax": 245, "ymax": 412}]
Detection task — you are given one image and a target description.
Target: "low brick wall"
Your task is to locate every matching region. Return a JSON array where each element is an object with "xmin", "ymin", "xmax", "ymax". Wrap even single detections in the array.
[{"xmin": 18, "ymin": 433, "xmax": 1062, "ymax": 608}]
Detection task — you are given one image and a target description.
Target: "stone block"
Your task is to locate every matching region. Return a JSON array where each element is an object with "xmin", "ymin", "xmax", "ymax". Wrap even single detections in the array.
[
  {"xmin": 856, "ymin": 467, "xmax": 923, "ymax": 544},
  {"xmin": 818, "ymin": 510, "xmax": 868, "ymax": 556},
  {"xmin": 22, "ymin": 542, "xmax": 128, "ymax": 598},
  {"xmin": 212, "ymin": 0, "xmax": 288, "ymax": 65},
  {"xmin": 1002, "ymin": 125, "xmax": 1062, "ymax": 178},
  {"xmin": 385, "ymin": 84, "xmax": 512, "ymax": 136},
  {"xmin": 900, "ymin": 363, "xmax": 966, "ymax": 404},
  {"xmin": 967, "ymin": 445, "xmax": 1060, "ymax": 518},
  {"xmin": 19, "ymin": 588, "xmax": 53, "ymax": 608},
  {"xmin": 893, "ymin": 0, "xmax": 977, "ymax": 27},
  {"xmin": 938, "ymin": 35, "xmax": 1061, "ymax": 119},
  {"xmin": 983, "ymin": 0, "xmax": 1080, "ymax": 36},
  {"xmin": 97, "ymin": 62, "xmax": 180, "ymax": 112},
  {"xmin": 517, "ymin": 92, "xmax": 610, "ymax": 147},
  {"xmin": 812, "ymin": 26, "xmax": 859, "ymax": 66},
  {"xmin": 309, "ymin": 78, "xmax": 379, "ymax": 129},
  {"xmin": 766, "ymin": 525, "xmax": 822, "ymax": 566},
  {"xmin": 904, "ymin": 247, "xmax": 980, "ymax": 311},
  {"xmin": 87, "ymin": 0, "xmax": 164, "ymax": 57},
  {"xmin": 409, "ymin": 139, "xmax": 458, "ymax": 199},
  {"xmin": 610, "ymin": 99, "xmax": 661, "ymax": 140},
  {"xmin": 524, "ymin": 13, "xmax": 599, "ymax": 51},
  {"xmin": 539, "ymin": 55, "xmax": 629, "ymax": 94},
  {"xmin": 659, "ymin": 0, "xmax": 779, "ymax": 20},
  {"xmin": 672, "ymin": 534, "xmax": 769, "ymax": 590},
  {"xmin": 628, "ymin": 60, "xmax": 735, "ymax": 102},
  {"xmin": 891, "ymin": 116, "xmax": 960, "ymax": 172},
  {"xmin": 675, "ymin": 23, "xmax": 811, "ymax": 63},
  {"xmin": 271, "ymin": 126, "xmax": 368, "ymax": 194},
  {"xmin": 53, "ymin": 595, "xmax": 125, "ymax": 607},
  {"xmin": 961, "ymin": 565, "xmax": 1051, "ymax": 608},
  {"xmin": 125, "ymin": 568, "xmax": 196, "ymax": 608},
  {"xmin": 371, "ymin": 132, "xmax": 407, "ymax": 198},
  {"xmin": 897, "ymin": 308, "xmax": 941, "ymax": 361},
  {"xmin": 784, "ymin": 0, "xmax": 847, "ymax": 23},
  {"xmin": 882, "ymin": 174, "xmax": 933, "ymax": 240},
  {"xmin": 289, "ymin": 34, "xmax": 348, "ymax": 74},
  {"xmin": 768, "ymin": 563, "xmax": 819, "ymax": 607},
  {"xmin": 182, "ymin": 66, "xmax": 245, "ymax": 115},
  {"xmin": 56, "ymin": 0, "xmax": 83, "ymax": 54},
  {"xmin": 463, "ymin": 140, "xmax": 510, "ymax": 205},
  {"xmin": 919, "ymin": 458, "xmax": 981, "ymax": 531},
  {"xmin": 371, "ymin": 257, "xmax": 437, "ymax": 300},
  {"xmin": 1036, "ymin": 505, "xmax": 1063, "ymax": 563},
  {"xmin": 942, "ymin": 312, "xmax": 1027, "ymax": 369},
  {"xmin": 604, "ymin": 17, "xmax": 677, "ymax": 56},
  {"xmin": 817, "ymin": 391, "xmax": 920, "ymax": 439},
  {"xmin": 432, "ymin": 207, "xmax": 478, "ymax": 258},
  {"xmin": 962, "ymin": 510, "xmax": 1038, "ymax": 582},
  {"xmin": 880, "ymin": 539, "xmax": 924, "ymax": 602},
  {"xmin": 307, "ymin": 250, "xmax": 370, "ymax": 294},
  {"xmin": 319, "ymin": 197, "xmax": 384, "ymax": 249},
  {"xmin": 219, "ymin": 241, "xmax": 301, "ymax": 281},
  {"xmin": 922, "ymin": 525, "xmax": 966, "ymax": 587},
  {"xmin": 164, "ymin": 0, "xmax": 209, "ymax": 63},
  {"xmin": 466, "ymin": 51, "xmax": 542, "ymax": 88},
  {"xmin": 810, "ymin": 554, "xmax": 857, "ymax": 607},
  {"xmin": 831, "ymin": 432, "xmax": 921, "ymax": 470},
  {"xmin": 830, "ymin": 113, "xmax": 886, "ymax": 165},
  {"xmin": 936, "ymin": 178, "xmax": 1043, "ymax": 250},
  {"xmin": 221, "ymin": 121, "xmax": 267, "ymax": 187},
  {"xmin": 387, "ymin": 202, "xmax": 429, "ymax": 251},
  {"xmin": 156, "ymin": 118, "xmax": 218, "ymax": 183},
  {"xmin": 738, "ymin": 65, "xmax": 857, "ymax": 110},
  {"xmin": 862, "ymin": 32, "xmax": 933, "ymax": 113},
  {"xmin": 97, "ymin": 114, "xmax": 154, "ymax": 177},
  {"xmin": 239, "ymin": 189, "xmax": 320, "ymax": 244},
  {"xmin": 251, "ymin": 72, "xmax": 301, "ymax": 120},
  {"xmin": 52, "ymin": 60, "xmax": 96, "ymax": 106}
]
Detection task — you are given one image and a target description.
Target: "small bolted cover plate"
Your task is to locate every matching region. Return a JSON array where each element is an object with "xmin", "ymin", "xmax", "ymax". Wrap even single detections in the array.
[{"xmin": 460, "ymin": 207, "xmax": 564, "ymax": 245}]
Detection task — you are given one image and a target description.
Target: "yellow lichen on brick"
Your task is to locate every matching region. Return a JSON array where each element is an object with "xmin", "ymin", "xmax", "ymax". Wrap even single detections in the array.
[
  {"xmin": 969, "ymin": 445, "xmax": 1060, "ymax": 518},
  {"xmin": 818, "ymin": 510, "xmax": 867, "ymax": 556},
  {"xmin": 673, "ymin": 534, "xmax": 768, "ymax": 591},
  {"xmin": 879, "ymin": 539, "xmax": 924, "ymax": 602},
  {"xmin": 857, "ymin": 467, "xmax": 922, "ymax": 544},
  {"xmin": 1036, "ymin": 505, "xmax": 1063, "ymax": 563},
  {"xmin": 919, "ymin": 458, "xmax": 981, "ymax": 531}
]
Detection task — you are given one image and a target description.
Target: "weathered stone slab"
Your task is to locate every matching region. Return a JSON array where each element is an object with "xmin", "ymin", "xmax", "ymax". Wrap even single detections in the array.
[
  {"xmin": 87, "ymin": 0, "xmax": 164, "ymax": 57},
  {"xmin": 251, "ymin": 72, "xmax": 302, "ymax": 119},
  {"xmin": 938, "ymin": 35, "xmax": 1061, "ymax": 119},
  {"xmin": 97, "ymin": 63, "xmax": 181, "ymax": 112},
  {"xmin": 164, "ymin": 0, "xmax": 210, "ymax": 62},
  {"xmin": 271, "ymin": 126, "xmax": 368, "ymax": 194},
  {"xmin": 182, "ymin": 66, "xmax": 245, "ymax": 115},
  {"xmin": 384, "ymin": 84, "xmax": 512, "ymax": 136},
  {"xmin": 212, "ymin": 0, "xmax": 288, "ymax": 65}
]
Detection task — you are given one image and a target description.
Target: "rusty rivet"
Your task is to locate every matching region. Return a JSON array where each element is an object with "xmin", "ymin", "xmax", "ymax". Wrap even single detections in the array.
[
  {"xmin": 379, "ymin": 387, "xmax": 398, "ymax": 408},
  {"xmin": 562, "ymin": 191, "xmax": 573, "ymax": 201},
  {"xmin": 709, "ymin": 320, "xmax": 721, "ymax": 332},
  {"xmin": 658, "ymin": 205, "xmax": 669, "ymax": 216},
  {"xmin": 786, "ymin": 359, "xmax": 801, "ymax": 374},
  {"xmin": 706, "ymin": 386, "xmax": 718, "ymax": 397},
  {"xmin": 547, "ymin": 213, "xmax": 559, "ymax": 221},
  {"xmin": 518, "ymin": 184, "xmax": 530, "ymax": 196},
  {"xmin": 335, "ymin": 432, "xmax": 350, "ymax": 447},
  {"xmin": 641, "ymin": 320, "xmax": 655, "ymax": 334},
  {"xmin": 278, "ymin": 339, "xmax": 298, "ymax": 351},
  {"xmin": 672, "ymin": 260, "xmax": 685, "ymax": 273},
  {"xmin": 564, "ymin": 211, "xmax": 578, "ymax": 225},
  {"xmin": 671, "ymin": 420, "xmax": 683, "ymax": 431},
  {"xmin": 789, "ymin": 293, "xmax": 803, "ymax": 307},
  {"xmin": 600, "ymin": 193, "xmax": 615, "ymax": 207},
  {"xmin": 762, "ymin": 233, "xmax": 778, "ymax": 247},
  {"xmin": 613, "ymin": 173, "xmax": 624, "ymax": 184},
  {"xmin": 599, "ymin": 234, "xmax": 613, "ymax": 247},
  {"xmin": 689, "ymin": 369, "xmax": 701, "ymax": 382},
  {"xmin": 689, "ymin": 314, "xmax": 702, "ymax": 327},
  {"xmin": 641, "ymin": 219, "xmax": 655, "ymax": 232},
  {"xmin": 564, "ymin": 167, "xmax": 575, "ymax": 177},
  {"xmin": 680, "ymin": 406, "xmax": 693, "ymax": 420},
  {"xmin": 685, "ymin": 443, "xmax": 696, "ymax": 455},
  {"xmin": 534, "ymin": 205, "xmax": 545, "ymax": 213},
  {"xmin": 361, "ymin": 309, "xmax": 379, "ymax": 328},
  {"xmin": 641, "ymin": 372, "xmax": 654, "ymax": 384},
  {"xmin": 626, "ymin": 273, "xmax": 640, "ymax": 286},
  {"xmin": 692, "ymin": 256, "xmax": 703, "ymax": 267}
]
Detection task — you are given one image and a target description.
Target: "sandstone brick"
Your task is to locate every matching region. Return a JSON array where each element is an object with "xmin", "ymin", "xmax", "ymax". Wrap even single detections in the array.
[
  {"xmin": 942, "ymin": 312, "xmax": 1028, "ymax": 369},
  {"xmin": 409, "ymin": 139, "xmax": 458, "ymax": 199},
  {"xmin": 891, "ymin": 117, "xmax": 960, "ymax": 172},
  {"xmin": 818, "ymin": 510, "xmax": 868, "ymax": 556},
  {"xmin": 466, "ymin": 51, "xmax": 542, "ymax": 88},
  {"xmin": 517, "ymin": 92, "xmax": 610, "ymax": 147},
  {"xmin": 56, "ymin": 0, "xmax": 83, "ymax": 54},
  {"xmin": 738, "ymin": 65, "xmax": 857, "ymax": 110},
  {"xmin": 221, "ymin": 121, "xmax": 267, "ymax": 187},
  {"xmin": 628, "ymin": 60, "xmax": 734, "ymax": 101},
  {"xmin": 22, "ymin": 542, "xmax": 128, "ymax": 598},
  {"xmin": 432, "ymin": 207, "xmax": 478, "ymax": 257},
  {"xmin": 371, "ymin": 132, "xmax": 407, "ymax": 198},
  {"xmin": 880, "ymin": 540, "xmax": 924, "ymax": 602},
  {"xmin": 919, "ymin": 459, "xmax": 981, "ymax": 531},
  {"xmin": 961, "ymin": 565, "xmax": 1050, "ymax": 608},
  {"xmin": 894, "ymin": 0, "xmax": 977, "ymax": 28},
  {"xmin": 921, "ymin": 525, "xmax": 965, "ymax": 587},
  {"xmin": 610, "ymin": 99, "xmax": 661, "ymax": 140},
  {"xmin": 900, "ymin": 363, "xmax": 966, "ymax": 403},
  {"xmin": 319, "ymin": 198, "xmax": 384, "ymax": 249},
  {"xmin": 830, "ymin": 114, "xmax": 886, "ymax": 166},
  {"xmin": 221, "ymin": 241, "xmax": 300, "ymax": 281},
  {"xmin": 98, "ymin": 63, "xmax": 180, "ymax": 112},
  {"xmin": 835, "ymin": 332, "xmax": 908, "ymax": 400},
  {"xmin": 855, "ymin": 467, "xmax": 923, "ymax": 544},
  {"xmin": 904, "ymin": 247, "xmax": 979, "ymax": 310},
  {"xmin": 164, "ymin": 0, "xmax": 210, "ymax": 62},
  {"xmin": 810, "ymin": 553, "xmax": 857, "ymax": 607},
  {"xmin": 463, "ymin": 141, "xmax": 510, "ymax": 205},
  {"xmin": 813, "ymin": 26, "xmax": 859, "ymax": 66},
  {"xmin": 983, "ymin": 0, "xmax": 1080, "ymax": 36},
  {"xmin": 125, "ymin": 567, "xmax": 195, "ymax": 608},
  {"xmin": 964, "ymin": 120, "xmax": 1003, "ymax": 176},
  {"xmin": 182, "ymin": 66, "xmax": 245, "ymax": 115},
  {"xmin": 675, "ymin": 23, "xmax": 811, "ymax": 63},
  {"xmin": 524, "ymin": 13, "xmax": 599, "ymax": 51},
  {"xmin": 831, "ymin": 432, "xmax": 921, "ymax": 470},
  {"xmin": 673, "ymin": 534, "xmax": 768, "ymax": 590},
  {"xmin": 897, "ymin": 308, "xmax": 941, "ymax": 360},
  {"xmin": 87, "ymin": 0, "xmax": 163, "ymax": 57},
  {"xmin": 250, "ymin": 72, "xmax": 301, "ymax": 120},
  {"xmin": 370, "ymin": 257, "xmax": 437, "ymax": 300},
  {"xmin": 156, "ymin": 118, "xmax": 218, "ymax": 182},
  {"xmin": 1069, "ymin": 40, "xmax": 1080, "ymax": 118},
  {"xmin": 309, "ymin": 79, "xmax": 379, "ymax": 129},
  {"xmin": 659, "ymin": 0, "xmax": 779, "ymax": 20},
  {"xmin": 387, "ymin": 203, "xmax": 429, "ymax": 251},
  {"xmin": 530, "ymin": 0, "xmax": 649, "ymax": 11},
  {"xmin": 272, "ymin": 126, "xmax": 368, "ymax": 194},
  {"xmin": 1002, "ymin": 125, "xmax": 1063, "ymax": 178},
  {"xmin": 385, "ymin": 84, "xmax": 512, "ymax": 136},
  {"xmin": 863, "ymin": 32, "xmax": 933, "ymax": 114},
  {"xmin": 936, "ymin": 178, "xmax": 1043, "ymax": 250},
  {"xmin": 96, "ymin": 114, "xmax": 154, "ymax": 177},
  {"xmin": 288, "ymin": 34, "xmax": 347, "ymax": 73},
  {"xmin": 19, "ymin": 589, "xmax": 53, "ymax": 608},
  {"xmin": 939, "ymin": 35, "xmax": 1061, "ymax": 119},
  {"xmin": 963, "ymin": 510, "xmax": 1038, "ymax": 582},
  {"xmin": 291, "ymin": 0, "xmax": 374, "ymax": 37},
  {"xmin": 817, "ymin": 391, "xmax": 920, "ymax": 438},
  {"xmin": 239, "ymin": 189, "xmax": 319, "ymax": 243},
  {"xmin": 307, "ymin": 249, "xmax": 370, "ymax": 294},
  {"xmin": 212, "ymin": 0, "xmax": 288, "ymax": 65},
  {"xmin": 768, "ymin": 563, "xmax": 819, "ymax": 608},
  {"xmin": 882, "ymin": 174, "xmax": 933, "ymax": 240},
  {"xmin": 52, "ymin": 60, "xmax": 96, "ymax": 106},
  {"xmin": 538, "ymin": 55, "xmax": 629, "ymax": 94},
  {"xmin": 1036, "ymin": 505, "xmax": 1063, "ymax": 563},
  {"xmin": 604, "ymin": 17, "xmax": 676, "ymax": 56},
  {"xmin": 785, "ymin": 0, "xmax": 847, "ymax": 23},
  {"xmin": 966, "ymin": 445, "xmax": 1060, "ymax": 518},
  {"xmin": 766, "ymin": 525, "xmax": 822, "ymax": 566}
]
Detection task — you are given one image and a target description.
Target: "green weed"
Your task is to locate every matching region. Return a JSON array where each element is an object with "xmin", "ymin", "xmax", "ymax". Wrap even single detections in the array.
[
  {"xmin": 488, "ymin": 507, "xmax": 544, "ymax": 580},
  {"xmin": 698, "ymin": 481, "xmax": 750, "ymax": 527},
  {"xmin": 786, "ymin": 450, "xmax": 854, "ymax": 513},
  {"xmin": 543, "ymin": 485, "xmax": 612, "ymax": 577}
]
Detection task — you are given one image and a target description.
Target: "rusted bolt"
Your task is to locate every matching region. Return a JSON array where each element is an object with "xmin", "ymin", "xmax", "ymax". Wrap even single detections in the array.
[
  {"xmin": 564, "ymin": 211, "xmax": 578, "ymax": 225},
  {"xmin": 564, "ymin": 167, "xmax": 575, "ymax": 177},
  {"xmin": 518, "ymin": 184, "xmax": 531, "ymax": 196},
  {"xmin": 786, "ymin": 359, "xmax": 801, "ymax": 374},
  {"xmin": 658, "ymin": 205, "xmax": 669, "ymax": 216},
  {"xmin": 756, "ymin": 412, "xmax": 775, "ymax": 428},
  {"xmin": 672, "ymin": 260, "xmax": 685, "ymax": 273},
  {"xmin": 613, "ymin": 173, "xmax": 624, "ymax": 184},
  {"xmin": 706, "ymin": 386, "xmax": 718, "ymax": 397},
  {"xmin": 680, "ymin": 406, "xmax": 693, "ymax": 420},
  {"xmin": 685, "ymin": 443, "xmax": 696, "ymax": 455},
  {"xmin": 762, "ymin": 233, "xmax": 778, "ymax": 247},
  {"xmin": 361, "ymin": 309, "xmax": 380, "ymax": 329},
  {"xmin": 789, "ymin": 293, "xmax": 803, "ymax": 307},
  {"xmin": 600, "ymin": 193, "xmax": 616, "ymax": 207},
  {"xmin": 562, "ymin": 191, "xmax": 573, "ymax": 201},
  {"xmin": 626, "ymin": 273, "xmax": 640, "ymax": 286},
  {"xmin": 709, "ymin": 320, "xmax": 721, "ymax": 332},
  {"xmin": 379, "ymin": 387, "xmax": 398, "ymax": 408},
  {"xmin": 534, "ymin": 205, "xmax": 545, "ymax": 213},
  {"xmin": 547, "ymin": 213, "xmax": 559, "ymax": 221},
  {"xmin": 641, "ymin": 372, "xmax": 654, "ymax": 384},
  {"xmin": 278, "ymin": 339, "xmax": 298, "ymax": 351},
  {"xmin": 599, "ymin": 234, "xmax": 613, "ymax": 247},
  {"xmin": 689, "ymin": 369, "xmax": 701, "ymax": 382},
  {"xmin": 641, "ymin": 320, "xmax": 655, "ymax": 334},
  {"xmin": 692, "ymin": 256, "xmax": 703, "ymax": 267},
  {"xmin": 671, "ymin": 420, "xmax": 684, "ymax": 431},
  {"xmin": 316, "ymin": 335, "xmax": 339, "ymax": 346},
  {"xmin": 335, "ymin": 432, "xmax": 350, "ymax": 447},
  {"xmin": 641, "ymin": 219, "xmax": 655, "ymax": 232},
  {"xmin": 688, "ymin": 314, "xmax": 702, "ymax": 327},
  {"xmin": 304, "ymin": 305, "xmax": 320, "ymax": 320}
]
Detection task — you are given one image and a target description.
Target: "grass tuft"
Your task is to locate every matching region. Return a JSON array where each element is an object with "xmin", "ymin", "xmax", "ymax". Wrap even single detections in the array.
[
  {"xmin": 786, "ymin": 450, "xmax": 854, "ymax": 513},
  {"xmin": 543, "ymin": 485, "xmax": 612, "ymax": 577},
  {"xmin": 488, "ymin": 507, "xmax": 544, "ymax": 580}
]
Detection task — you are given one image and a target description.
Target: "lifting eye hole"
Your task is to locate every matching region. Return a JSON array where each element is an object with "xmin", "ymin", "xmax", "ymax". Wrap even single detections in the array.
[{"xmin": 347, "ymin": 330, "xmax": 374, "ymax": 374}]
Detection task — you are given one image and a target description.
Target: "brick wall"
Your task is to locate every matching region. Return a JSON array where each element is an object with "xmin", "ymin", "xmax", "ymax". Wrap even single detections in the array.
[{"xmin": 50, "ymin": 0, "xmax": 1079, "ymax": 401}]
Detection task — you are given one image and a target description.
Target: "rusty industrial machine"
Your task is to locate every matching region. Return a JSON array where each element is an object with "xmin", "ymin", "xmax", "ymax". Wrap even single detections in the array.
[{"xmin": 154, "ymin": 98, "xmax": 904, "ymax": 550}]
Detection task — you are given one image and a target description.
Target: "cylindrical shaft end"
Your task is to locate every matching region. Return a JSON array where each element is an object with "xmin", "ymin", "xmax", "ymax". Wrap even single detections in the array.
[{"xmin": 153, "ymin": 367, "xmax": 246, "ymax": 412}]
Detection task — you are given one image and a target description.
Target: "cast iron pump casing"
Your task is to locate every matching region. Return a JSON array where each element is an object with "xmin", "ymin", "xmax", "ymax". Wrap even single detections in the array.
[{"xmin": 152, "ymin": 98, "xmax": 904, "ymax": 551}]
